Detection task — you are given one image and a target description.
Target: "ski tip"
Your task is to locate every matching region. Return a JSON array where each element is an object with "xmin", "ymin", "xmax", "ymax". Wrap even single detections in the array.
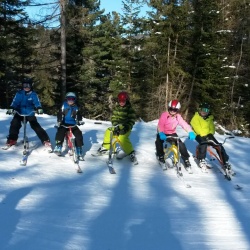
[
  {"xmin": 91, "ymin": 153, "xmax": 102, "ymax": 157},
  {"xmin": 234, "ymin": 185, "xmax": 243, "ymax": 190},
  {"xmin": 109, "ymin": 168, "xmax": 116, "ymax": 174}
]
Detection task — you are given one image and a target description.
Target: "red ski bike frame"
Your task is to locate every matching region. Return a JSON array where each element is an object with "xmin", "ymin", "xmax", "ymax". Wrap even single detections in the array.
[{"xmin": 59, "ymin": 124, "xmax": 83, "ymax": 173}]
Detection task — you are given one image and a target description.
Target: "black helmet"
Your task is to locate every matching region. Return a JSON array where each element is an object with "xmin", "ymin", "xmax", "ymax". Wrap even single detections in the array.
[
  {"xmin": 22, "ymin": 78, "xmax": 33, "ymax": 90},
  {"xmin": 199, "ymin": 103, "xmax": 210, "ymax": 113}
]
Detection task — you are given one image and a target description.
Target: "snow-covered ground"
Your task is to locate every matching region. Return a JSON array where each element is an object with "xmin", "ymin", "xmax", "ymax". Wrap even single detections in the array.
[{"xmin": 0, "ymin": 109, "xmax": 250, "ymax": 250}]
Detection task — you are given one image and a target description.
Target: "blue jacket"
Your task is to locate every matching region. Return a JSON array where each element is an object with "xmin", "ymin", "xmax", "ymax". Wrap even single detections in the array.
[
  {"xmin": 10, "ymin": 90, "xmax": 42, "ymax": 116},
  {"xmin": 58, "ymin": 101, "xmax": 81, "ymax": 125}
]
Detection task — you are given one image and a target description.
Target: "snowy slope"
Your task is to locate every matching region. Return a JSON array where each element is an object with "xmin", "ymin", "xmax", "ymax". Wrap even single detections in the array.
[{"xmin": 0, "ymin": 109, "xmax": 250, "ymax": 250}]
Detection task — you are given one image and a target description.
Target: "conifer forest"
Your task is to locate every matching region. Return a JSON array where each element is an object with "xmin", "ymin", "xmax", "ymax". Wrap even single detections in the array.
[{"xmin": 0, "ymin": 0, "xmax": 250, "ymax": 135}]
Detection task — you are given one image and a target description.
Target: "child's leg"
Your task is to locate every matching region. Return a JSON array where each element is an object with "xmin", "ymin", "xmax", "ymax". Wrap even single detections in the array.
[
  {"xmin": 8, "ymin": 114, "xmax": 22, "ymax": 141},
  {"xmin": 55, "ymin": 126, "xmax": 67, "ymax": 145},
  {"xmin": 118, "ymin": 131, "xmax": 134, "ymax": 155},
  {"xmin": 155, "ymin": 133, "xmax": 164, "ymax": 157},
  {"xmin": 178, "ymin": 139, "xmax": 190, "ymax": 160},
  {"xmin": 208, "ymin": 134, "xmax": 229, "ymax": 163},
  {"xmin": 102, "ymin": 128, "xmax": 112, "ymax": 150},
  {"xmin": 73, "ymin": 127, "xmax": 83, "ymax": 147},
  {"xmin": 195, "ymin": 136, "xmax": 207, "ymax": 160},
  {"xmin": 28, "ymin": 116, "xmax": 50, "ymax": 143}
]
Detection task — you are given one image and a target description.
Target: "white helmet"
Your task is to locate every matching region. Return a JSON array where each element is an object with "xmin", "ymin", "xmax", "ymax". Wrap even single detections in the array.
[
  {"xmin": 168, "ymin": 99, "xmax": 181, "ymax": 110},
  {"xmin": 66, "ymin": 92, "xmax": 76, "ymax": 98}
]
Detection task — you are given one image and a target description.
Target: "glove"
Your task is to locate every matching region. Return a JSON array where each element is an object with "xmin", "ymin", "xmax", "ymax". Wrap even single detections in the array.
[
  {"xmin": 159, "ymin": 132, "xmax": 167, "ymax": 141},
  {"xmin": 6, "ymin": 109, "xmax": 14, "ymax": 115},
  {"xmin": 112, "ymin": 126, "xmax": 120, "ymax": 135},
  {"xmin": 37, "ymin": 108, "xmax": 43, "ymax": 114},
  {"xmin": 206, "ymin": 133, "xmax": 213, "ymax": 140},
  {"xmin": 189, "ymin": 131, "xmax": 196, "ymax": 140},
  {"xmin": 77, "ymin": 120, "xmax": 85, "ymax": 126},
  {"xmin": 118, "ymin": 124, "xmax": 124, "ymax": 130},
  {"xmin": 57, "ymin": 121, "xmax": 61, "ymax": 127},
  {"xmin": 119, "ymin": 124, "xmax": 129, "ymax": 135}
]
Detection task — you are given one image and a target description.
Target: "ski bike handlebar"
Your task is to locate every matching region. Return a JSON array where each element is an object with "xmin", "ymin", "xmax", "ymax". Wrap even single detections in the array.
[
  {"xmin": 13, "ymin": 111, "xmax": 35, "ymax": 116},
  {"xmin": 200, "ymin": 136, "xmax": 234, "ymax": 146},
  {"xmin": 54, "ymin": 122, "xmax": 85, "ymax": 129},
  {"xmin": 165, "ymin": 135, "xmax": 188, "ymax": 140},
  {"xmin": 60, "ymin": 124, "xmax": 78, "ymax": 129}
]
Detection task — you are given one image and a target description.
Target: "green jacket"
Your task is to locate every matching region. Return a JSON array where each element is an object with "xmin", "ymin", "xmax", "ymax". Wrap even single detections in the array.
[
  {"xmin": 111, "ymin": 101, "xmax": 136, "ymax": 131},
  {"xmin": 190, "ymin": 112, "xmax": 215, "ymax": 137}
]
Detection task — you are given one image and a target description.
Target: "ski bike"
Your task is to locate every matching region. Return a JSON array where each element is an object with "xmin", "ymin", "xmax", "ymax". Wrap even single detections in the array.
[
  {"xmin": 55, "ymin": 124, "xmax": 84, "ymax": 173},
  {"xmin": 2, "ymin": 111, "xmax": 35, "ymax": 165},
  {"xmin": 195, "ymin": 136, "xmax": 235, "ymax": 181},
  {"xmin": 161, "ymin": 136, "xmax": 191, "ymax": 188},
  {"xmin": 105, "ymin": 125, "xmax": 138, "ymax": 174}
]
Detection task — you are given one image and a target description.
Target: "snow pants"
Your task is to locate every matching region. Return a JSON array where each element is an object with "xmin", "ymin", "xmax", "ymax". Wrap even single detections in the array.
[
  {"xmin": 102, "ymin": 127, "xmax": 134, "ymax": 155},
  {"xmin": 195, "ymin": 134, "xmax": 229, "ymax": 164},
  {"xmin": 8, "ymin": 114, "xmax": 50, "ymax": 143},
  {"xmin": 55, "ymin": 125, "xmax": 83, "ymax": 147}
]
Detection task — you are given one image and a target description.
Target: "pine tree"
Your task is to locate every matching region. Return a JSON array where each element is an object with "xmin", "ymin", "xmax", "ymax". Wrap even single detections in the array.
[
  {"xmin": 145, "ymin": 0, "xmax": 193, "ymax": 119},
  {"xmin": 189, "ymin": 0, "xmax": 230, "ymax": 123},
  {"xmin": 224, "ymin": 0, "xmax": 250, "ymax": 132},
  {"xmin": 0, "ymin": 0, "xmax": 34, "ymax": 107}
]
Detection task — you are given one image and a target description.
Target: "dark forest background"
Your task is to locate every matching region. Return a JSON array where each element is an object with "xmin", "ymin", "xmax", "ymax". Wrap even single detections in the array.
[{"xmin": 1, "ymin": 0, "xmax": 249, "ymax": 135}]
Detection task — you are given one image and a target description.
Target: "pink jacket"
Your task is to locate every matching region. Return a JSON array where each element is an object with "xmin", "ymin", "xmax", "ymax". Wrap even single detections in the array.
[{"xmin": 157, "ymin": 112, "xmax": 192, "ymax": 134}]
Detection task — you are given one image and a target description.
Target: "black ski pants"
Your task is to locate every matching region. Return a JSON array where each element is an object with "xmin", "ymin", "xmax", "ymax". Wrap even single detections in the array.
[
  {"xmin": 8, "ymin": 114, "xmax": 50, "ymax": 143},
  {"xmin": 195, "ymin": 134, "xmax": 229, "ymax": 164},
  {"xmin": 155, "ymin": 133, "xmax": 190, "ymax": 161},
  {"xmin": 55, "ymin": 125, "xmax": 83, "ymax": 147}
]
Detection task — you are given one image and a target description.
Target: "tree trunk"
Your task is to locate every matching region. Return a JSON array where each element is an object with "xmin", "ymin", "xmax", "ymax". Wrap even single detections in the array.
[
  {"xmin": 230, "ymin": 36, "xmax": 244, "ymax": 127},
  {"xmin": 165, "ymin": 37, "xmax": 171, "ymax": 110},
  {"xmin": 60, "ymin": 0, "xmax": 67, "ymax": 101}
]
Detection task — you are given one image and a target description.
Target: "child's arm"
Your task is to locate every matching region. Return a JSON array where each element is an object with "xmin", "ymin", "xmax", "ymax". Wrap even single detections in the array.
[{"xmin": 177, "ymin": 114, "xmax": 192, "ymax": 132}]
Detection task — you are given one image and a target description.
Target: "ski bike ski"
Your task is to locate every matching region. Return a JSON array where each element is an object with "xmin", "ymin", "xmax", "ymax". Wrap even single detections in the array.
[
  {"xmin": 159, "ymin": 136, "xmax": 192, "ymax": 188},
  {"xmin": 195, "ymin": 136, "xmax": 242, "ymax": 190},
  {"xmin": 91, "ymin": 150, "xmax": 115, "ymax": 174},
  {"xmin": 54, "ymin": 124, "xmax": 84, "ymax": 173}
]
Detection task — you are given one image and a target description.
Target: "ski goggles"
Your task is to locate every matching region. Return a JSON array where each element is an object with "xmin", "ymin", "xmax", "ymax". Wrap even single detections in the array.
[
  {"xmin": 200, "ymin": 108, "xmax": 210, "ymax": 113},
  {"xmin": 23, "ymin": 83, "xmax": 31, "ymax": 88},
  {"xmin": 168, "ymin": 107, "xmax": 179, "ymax": 112},
  {"xmin": 66, "ymin": 97, "xmax": 76, "ymax": 101}
]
